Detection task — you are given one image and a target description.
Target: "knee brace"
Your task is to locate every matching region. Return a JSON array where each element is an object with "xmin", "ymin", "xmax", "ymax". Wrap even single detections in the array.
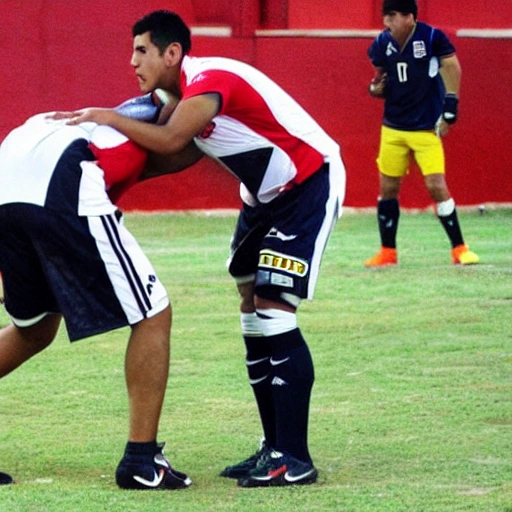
[
  {"xmin": 256, "ymin": 308, "xmax": 297, "ymax": 337},
  {"xmin": 436, "ymin": 198, "xmax": 455, "ymax": 216},
  {"xmin": 241, "ymin": 311, "xmax": 263, "ymax": 337}
]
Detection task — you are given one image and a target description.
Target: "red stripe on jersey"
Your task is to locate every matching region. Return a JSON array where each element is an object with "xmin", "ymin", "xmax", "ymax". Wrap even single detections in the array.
[
  {"xmin": 182, "ymin": 69, "xmax": 324, "ymax": 184},
  {"xmin": 89, "ymin": 140, "xmax": 147, "ymax": 203}
]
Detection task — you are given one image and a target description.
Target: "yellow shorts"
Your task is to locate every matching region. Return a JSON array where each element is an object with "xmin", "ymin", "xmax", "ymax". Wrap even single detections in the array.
[{"xmin": 376, "ymin": 126, "xmax": 445, "ymax": 177}]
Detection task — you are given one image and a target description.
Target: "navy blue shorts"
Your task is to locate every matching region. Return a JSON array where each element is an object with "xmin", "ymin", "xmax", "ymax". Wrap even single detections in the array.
[
  {"xmin": 0, "ymin": 204, "xmax": 168, "ymax": 341},
  {"xmin": 228, "ymin": 164, "xmax": 340, "ymax": 301}
]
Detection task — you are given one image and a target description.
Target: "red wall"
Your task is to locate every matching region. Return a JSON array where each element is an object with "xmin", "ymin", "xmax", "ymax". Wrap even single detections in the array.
[{"xmin": 0, "ymin": 1, "xmax": 511, "ymax": 210}]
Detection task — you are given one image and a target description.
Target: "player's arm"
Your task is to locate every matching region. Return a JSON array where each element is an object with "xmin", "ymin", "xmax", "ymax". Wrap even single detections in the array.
[
  {"xmin": 439, "ymin": 54, "xmax": 461, "ymax": 95},
  {"xmin": 140, "ymin": 141, "xmax": 205, "ymax": 181},
  {"xmin": 52, "ymin": 92, "xmax": 221, "ymax": 155},
  {"xmin": 368, "ymin": 66, "xmax": 387, "ymax": 98},
  {"xmin": 436, "ymin": 54, "xmax": 462, "ymax": 136}
]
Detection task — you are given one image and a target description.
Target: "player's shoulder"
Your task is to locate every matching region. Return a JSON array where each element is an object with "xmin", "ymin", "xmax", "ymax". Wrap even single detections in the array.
[
  {"xmin": 183, "ymin": 55, "xmax": 248, "ymax": 75},
  {"xmin": 369, "ymin": 29, "xmax": 392, "ymax": 56},
  {"xmin": 375, "ymin": 29, "xmax": 392, "ymax": 45},
  {"xmin": 414, "ymin": 21, "xmax": 455, "ymax": 54},
  {"xmin": 415, "ymin": 21, "xmax": 450, "ymax": 40}
]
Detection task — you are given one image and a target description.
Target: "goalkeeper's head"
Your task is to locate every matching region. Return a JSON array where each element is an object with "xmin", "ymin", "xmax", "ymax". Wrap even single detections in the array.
[{"xmin": 382, "ymin": 0, "xmax": 418, "ymax": 19}]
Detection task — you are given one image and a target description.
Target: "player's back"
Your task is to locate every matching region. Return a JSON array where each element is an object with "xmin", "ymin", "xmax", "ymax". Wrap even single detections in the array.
[{"xmin": 0, "ymin": 115, "xmax": 96, "ymax": 208}]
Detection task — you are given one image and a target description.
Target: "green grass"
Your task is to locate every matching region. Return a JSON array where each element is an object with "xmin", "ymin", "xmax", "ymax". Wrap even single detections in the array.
[{"xmin": 0, "ymin": 207, "xmax": 511, "ymax": 511}]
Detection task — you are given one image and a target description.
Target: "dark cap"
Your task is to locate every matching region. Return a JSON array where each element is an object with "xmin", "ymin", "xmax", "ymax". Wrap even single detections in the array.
[{"xmin": 382, "ymin": 0, "xmax": 418, "ymax": 17}]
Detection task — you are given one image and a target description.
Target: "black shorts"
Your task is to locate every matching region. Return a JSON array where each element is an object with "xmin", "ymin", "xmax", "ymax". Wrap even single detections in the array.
[
  {"xmin": 0, "ymin": 204, "xmax": 168, "ymax": 341},
  {"xmin": 228, "ymin": 164, "xmax": 340, "ymax": 301}
]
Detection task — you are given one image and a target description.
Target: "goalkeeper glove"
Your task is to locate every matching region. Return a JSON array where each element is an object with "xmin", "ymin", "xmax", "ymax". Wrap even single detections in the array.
[{"xmin": 442, "ymin": 93, "xmax": 459, "ymax": 124}]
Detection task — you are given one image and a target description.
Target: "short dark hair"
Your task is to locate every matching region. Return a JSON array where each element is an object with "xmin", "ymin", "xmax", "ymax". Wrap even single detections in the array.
[
  {"xmin": 382, "ymin": 0, "xmax": 418, "ymax": 19},
  {"xmin": 132, "ymin": 10, "xmax": 192, "ymax": 55}
]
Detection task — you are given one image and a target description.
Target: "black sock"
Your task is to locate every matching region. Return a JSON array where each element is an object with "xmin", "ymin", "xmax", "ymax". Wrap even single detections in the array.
[
  {"xmin": 121, "ymin": 441, "xmax": 157, "ymax": 464},
  {"xmin": 244, "ymin": 336, "xmax": 276, "ymax": 447},
  {"xmin": 438, "ymin": 209, "xmax": 464, "ymax": 247},
  {"xmin": 268, "ymin": 328, "xmax": 314, "ymax": 464},
  {"xmin": 377, "ymin": 198, "xmax": 400, "ymax": 248}
]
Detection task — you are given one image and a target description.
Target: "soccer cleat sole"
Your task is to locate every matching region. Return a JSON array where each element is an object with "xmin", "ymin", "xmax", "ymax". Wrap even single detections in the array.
[{"xmin": 238, "ymin": 467, "xmax": 318, "ymax": 488}]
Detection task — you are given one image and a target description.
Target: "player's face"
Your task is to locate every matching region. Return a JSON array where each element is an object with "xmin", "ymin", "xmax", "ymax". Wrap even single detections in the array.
[
  {"xmin": 131, "ymin": 32, "xmax": 168, "ymax": 93},
  {"xmin": 383, "ymin": 11, "xmax": 415, "ymax": 41}
]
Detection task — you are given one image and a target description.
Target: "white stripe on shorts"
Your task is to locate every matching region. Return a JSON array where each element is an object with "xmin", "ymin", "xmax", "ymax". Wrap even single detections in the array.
[
  {"xmin": 307, "ymin": 154, "xmax": 346, "ymax": 300},
  {"xmin": 87, "ymin": 213, "xmax": 169, "ymax": 324}
]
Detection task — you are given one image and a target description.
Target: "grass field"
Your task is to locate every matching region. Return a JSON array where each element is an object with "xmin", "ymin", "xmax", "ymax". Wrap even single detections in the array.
[{"xmin": 0, "ymin": 207, "xmax": 511, "ymax": 512}]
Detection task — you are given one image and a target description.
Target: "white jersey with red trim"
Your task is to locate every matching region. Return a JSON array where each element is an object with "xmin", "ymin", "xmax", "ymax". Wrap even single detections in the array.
[
  {"xmin": 180, "ymin": 55, "xmax": 341, "ymax": 204},
  {"xmin": 0, "ymin": 113, "xmax": 146, "ymax": 215}
]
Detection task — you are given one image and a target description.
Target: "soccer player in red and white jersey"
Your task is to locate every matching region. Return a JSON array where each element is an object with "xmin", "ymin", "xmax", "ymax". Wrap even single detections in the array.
[
  {"xmin": 0, "ymin": 96, "xmax": 192, "ymax": 490},
  {"xmin": 53, "ymin": 9, "xmax": 346, "ymax": 488}
]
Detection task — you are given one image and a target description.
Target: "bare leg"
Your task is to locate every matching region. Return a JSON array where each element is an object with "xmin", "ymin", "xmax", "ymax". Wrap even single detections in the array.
[
  {"xmin": 379, "ymin": 173, "xmax": 402, "ymax": 200},
  {"xmin": 0, "ymin": 314, "xmax": 61, "ymax": 378},
  {"xmin": 124, "ymin": 305, "xmax": 171, "ymax": 442},
  {"xmin": 424, "ymin": 173, "xmax": 451, "ymax": 202}
]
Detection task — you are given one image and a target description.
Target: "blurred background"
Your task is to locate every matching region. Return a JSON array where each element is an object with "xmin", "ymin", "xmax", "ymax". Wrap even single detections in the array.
[{"xmin": 1, "ymin": 0, "xmax": 510, "ymax": 210}]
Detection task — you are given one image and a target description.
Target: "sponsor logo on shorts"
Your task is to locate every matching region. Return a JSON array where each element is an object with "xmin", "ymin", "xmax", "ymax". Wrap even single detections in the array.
[
  {"xmin": 270, "ymin": 273, "xmax": 294, "ymax": 288},
  {"xmin": 266, "ymin": 228, "xmax": 297, "ymax": 242},
  {"xmin": 259, "ymin": 250, "xmax": 308, "ymax": 277}
]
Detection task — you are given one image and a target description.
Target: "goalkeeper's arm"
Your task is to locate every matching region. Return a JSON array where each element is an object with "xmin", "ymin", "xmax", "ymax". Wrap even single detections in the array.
[{"xmin": 368, "ymin": 67, "xmax": 387, "ymax": 99}]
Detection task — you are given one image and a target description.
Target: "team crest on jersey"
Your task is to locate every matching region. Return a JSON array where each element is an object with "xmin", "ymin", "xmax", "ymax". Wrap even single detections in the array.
[
  {"xmin": 386, "ymin": 42, "xmax": 398, "ymax": 56},
  {"xmin": 259, "ymin": 249, "xmax": 308, "ymax": 277},
  {"xmin": 413, "ymin": 41, "xmax": 427, "ymax": 58}
]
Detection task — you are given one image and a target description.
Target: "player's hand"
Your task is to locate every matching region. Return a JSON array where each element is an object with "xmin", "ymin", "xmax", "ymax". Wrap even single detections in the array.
[
  {"xmin": 369, "ymin": 72, "xmax": 387, "ymax": 98},
  {"xmin": 435, "ymin": 116, "xmax": 450, "ymax": 137},
  {"xmin": 46, "ymin": 108, "xmax": 114, "ymax": 126}
]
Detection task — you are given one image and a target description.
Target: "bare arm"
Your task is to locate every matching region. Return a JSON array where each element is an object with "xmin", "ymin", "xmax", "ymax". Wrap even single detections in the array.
[
  {"xmin": 439, "ymin": 54, "xmax": 461, "ymax": 95},
  {"xmin": 58, "ymin": 93, "xmax": 221, "ymax": 155},
  {"xmin": 436, "ymin": 54, "xmax": 462, "ymax": 136},
  {"xmin": 140, "ymin": 141, "xmax": 205, "ymax": 181}
]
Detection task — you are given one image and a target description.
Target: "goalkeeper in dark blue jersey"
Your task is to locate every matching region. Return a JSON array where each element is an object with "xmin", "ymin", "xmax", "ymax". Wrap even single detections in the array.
[{"xmin": 365, "ymin": 0, "xmax": 478, "ymax": 267}]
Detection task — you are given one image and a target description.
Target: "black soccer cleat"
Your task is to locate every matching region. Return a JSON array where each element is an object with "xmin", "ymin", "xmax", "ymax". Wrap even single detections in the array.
[
  {"xmin": 116, "ymin": 442, "xmax": 191, "ymax": 490},
  {"xmin": 0, "ymin": 472, "xmax": 14, "ymax": 485},
  {"xmin": 220, "ymin": 439, "xmax": 270, "ymax": 479},
  {"xmin": 237, "ymin": 449, "xmax": 318, "ymax": 488}
]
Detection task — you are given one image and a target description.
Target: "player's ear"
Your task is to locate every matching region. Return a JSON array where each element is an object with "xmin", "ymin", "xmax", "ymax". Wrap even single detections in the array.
[{"xmin": 164, "ymin": 43, "xmax": 183, "ymax": 67}]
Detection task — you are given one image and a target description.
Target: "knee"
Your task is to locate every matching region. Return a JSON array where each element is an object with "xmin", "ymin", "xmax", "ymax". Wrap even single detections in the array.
[
  {"xmin": 379, "ymin": 174, "xmax": 401, "ymax": 199},
  {"xmin": 20, "ymin": 314, "xmax": 61, "ymax": 348},
  {"xmin": 425, "ymin": 175, "xmax": 450, "ymax": 202}
]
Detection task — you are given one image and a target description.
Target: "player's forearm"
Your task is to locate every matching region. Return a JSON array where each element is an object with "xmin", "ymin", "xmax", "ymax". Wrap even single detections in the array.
[
  {"xmin": 107, "ymin": 111, "xmax": 189, "ymax": 154},
  {"xmin": 140, "ymin": 141, "xmax": 204, "ymax": 180},
  {"xmin": 440, "ymin": 55, "xmax": 461, "ymax": 95}
]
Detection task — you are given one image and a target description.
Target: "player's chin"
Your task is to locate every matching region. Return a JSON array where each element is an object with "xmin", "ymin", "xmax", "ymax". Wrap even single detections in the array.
[{"xmin": 136, "ymin": 77, "xmax": 151, "ymax": 94}]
